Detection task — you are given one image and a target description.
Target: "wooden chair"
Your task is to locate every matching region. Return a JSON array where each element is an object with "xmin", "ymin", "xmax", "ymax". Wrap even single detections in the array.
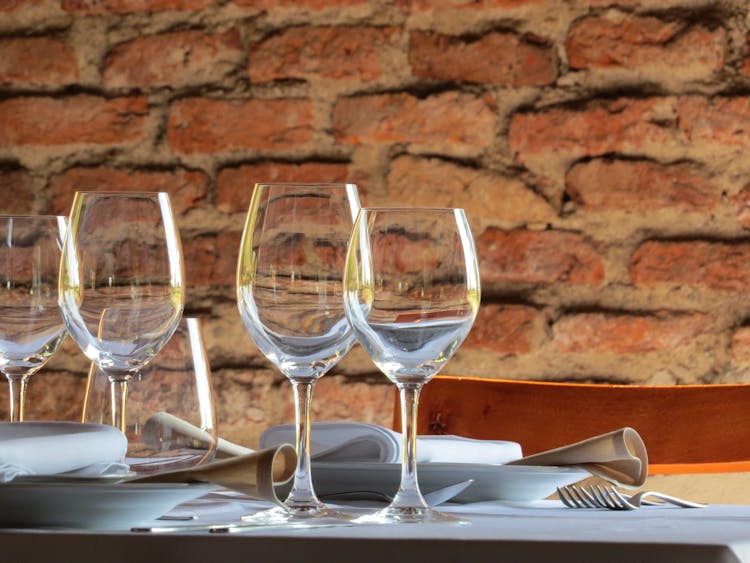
[{"xmin": 394, "ymin": 376, "xmax": 750, "ymax": 476}]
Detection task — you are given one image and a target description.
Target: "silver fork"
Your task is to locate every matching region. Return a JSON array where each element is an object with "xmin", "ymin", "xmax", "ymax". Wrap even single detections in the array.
[{"xmin": 557, "ymin": 484, "xmax": 705, "ymax": 510}]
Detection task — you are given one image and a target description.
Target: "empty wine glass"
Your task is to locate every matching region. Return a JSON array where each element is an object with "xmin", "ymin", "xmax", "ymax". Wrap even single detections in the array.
[
  {"xmin": 343, "ymin": 208, "xmax": 480, "ymax": 524},
  {"xmin": 59, "ymin": 192, "xmax": 184, "ymax": 434},
  {"xmin": 0, "ymin": 215, "xmax": 68, "ymax": 422},
  {"xmin": 82, "ymin": 317, "xmax": 217, "ymax": 473},
  {"xmin": 237, "ymin": 182, "xmax": 360, "ymax": 523}
]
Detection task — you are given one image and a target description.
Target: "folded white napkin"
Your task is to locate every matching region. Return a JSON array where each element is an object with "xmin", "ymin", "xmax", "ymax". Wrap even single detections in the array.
[
  {"xmin": 0, "ymin": 422, "xmax": 129, "ymax": 483},
  {"xmin": 259, "ymin": 422, "xmax": 523, "ymax": 465}
]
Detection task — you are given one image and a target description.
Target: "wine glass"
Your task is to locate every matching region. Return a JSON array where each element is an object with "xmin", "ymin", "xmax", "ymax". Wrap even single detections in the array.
[
  {"xmin": 82, "ymin": 316, "xmax": 217, "ymax": 473},
  {"xmin": 59, "ymin": 192, "xmax": 184, "ymax": 435},
  {"xmin": 343, "ymin": 207, "xmax": 480, "ymax": 524},
  {"xmin": 0, "ymin": 215, "xmax": 68, "ymax": 422},
  {"xmin": 237, "ymin": 182, "xmax": 360, "ymax": 523}
]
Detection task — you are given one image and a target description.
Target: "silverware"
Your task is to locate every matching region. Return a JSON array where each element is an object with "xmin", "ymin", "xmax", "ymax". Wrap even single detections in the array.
[
  {"xmin": 319, "ymin": 479, "xmax": 474, "ymax": 506},
  {"xmin": 557, "ymin": 484, "xmax": 705, "ymax": 510},
  {"xmin": 133, "ymin": 521, "xmax": 353, "ymax": 534}
]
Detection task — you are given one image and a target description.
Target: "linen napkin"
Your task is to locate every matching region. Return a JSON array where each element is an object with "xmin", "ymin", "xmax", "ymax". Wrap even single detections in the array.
[
  {"xmin": 0, "ymin": 421, "xmax": 129, "ymax": 482},
  {"xmin": 509, "ymin": 427, "xmax": 648, "ymax": 488},
  {"xmin": 259, "ymin": 421, "xmax": 523, "ymax": 465}
]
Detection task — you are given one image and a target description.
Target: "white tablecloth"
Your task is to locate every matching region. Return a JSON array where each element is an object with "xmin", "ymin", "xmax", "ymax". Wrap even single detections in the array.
[{"xmin": 4, "ymin": 494, "xmax": 750, "ymax": 563}]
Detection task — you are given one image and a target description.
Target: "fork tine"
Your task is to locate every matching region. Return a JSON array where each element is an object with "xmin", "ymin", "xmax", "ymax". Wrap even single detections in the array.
[
  {"xmin": 569, "ymin": 485, "xmax": 598, "ymax": 508},
  {"xmin": 556, "ymin": 487, "xmax": 577, "ymax": 508},
  {"xmin": 605, "ymin": 486, "xmax": 639, "ymax": 510},
  {"xmin": 576, "ymin": 485, "xmax": 602, "ymax": 508},
  {"xmin": 593, "ymin": 485, "xmax": 624, "ymax": 510}
]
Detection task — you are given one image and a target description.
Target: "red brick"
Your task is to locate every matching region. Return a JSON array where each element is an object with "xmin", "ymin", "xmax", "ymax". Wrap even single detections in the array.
[
  {"xmin": 232, "ymin": 0, "xmax": 366, "ymax": 7},
  {"xmin": 48, "ymin": 167, "xmax": 209, "ymax": 216},
  {"xmin": 104, "ymin": 29, "xmax": 243, "ymax": 89},
  {"xmin": 509, "ymin": 98, "xmax": 675, "ymax": 167},
  {"xmin": 0, "ymin": 37, "xmax": 78, "ymax": 87},
  {"xmin": 397, "ymin": 0, "xmax": 542, "ymax": 9},
  {"xmin": 554, "ymin": 311, "xmax": 712, "ymax": 354},
  {"xmin": 631, "ymin": 241, "xmax": 750, "ymax": 292},
  {"xmin": 0, "ymin": 167, "xmax": 34, "ymax": 213},
  {"xmin": 0, "ymin": 96, "xmax": 148, "ymax": 146},
  {"xmin": 61, "ymin": 0, "xmax": 213, "ymax": 13},
  {"xmin": 167, "ymin": 98, "xmax": 313, "ymax": 154},
  {"xmin": 333, "ymin": 92, "xmax": 495, "ymax": 151},
  {"xmin": 463, "ymin": 304, "xmax": 544, "ymax": 354},
  {"xmin": 183, "ymin": 232, "xmax": 241, "ymax": 287},
  {"xmin": 477, "ymin": 228, "xmax": 605, "ymax": 285},
  {"xmin": 385, "ymin": 155, "xmax": 555, "ymax": 224},
  {"xmin": 565, "ymin": 158, "xmax": 719, "ymax": 212},
  {"xmin": 249, "ymin": 26, "xmax": 398, "ymax": 83},
  {"xmin": 731, "ymin": 327, "xmax": 750, "ymax": 362},
  {"xmin": 678, "ymin": 97, "xmax": 750, "ymax": 147},
  {"xmin": 216, "ymin": 162, "xmax": 350, "ymax": 213},
  {"xmin": 410, "ymin": 31, "xmax": 556, "ymax": 86},
  {"xmin": 730, "ymin": 185, "xmax": 750, "ymax": 229},
  {"xmin": 566, "ymin": 14, "xmax": 725, "ymax": 77}
]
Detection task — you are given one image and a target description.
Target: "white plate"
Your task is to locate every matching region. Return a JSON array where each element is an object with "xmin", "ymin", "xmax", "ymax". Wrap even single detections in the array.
[
  {"xmin": 305, "ymin": 462, "xmax": 589, "ymax": 503},
  {"xmin": 0, "ymin": 481, "xmax": 215, "ymax": 530}
]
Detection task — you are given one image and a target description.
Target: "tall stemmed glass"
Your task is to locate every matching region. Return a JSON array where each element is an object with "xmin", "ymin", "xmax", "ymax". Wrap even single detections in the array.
[
  {"xmin": 343, "ymin": 208, "xmax": 480, "ymax": 524},
  {"xmin": 59, "ymin": 192, "xmax": 184, "ymax": 434},
  {"xmin": 237, "ymin": 183, "xmax": 360, "ymax": 522},
  {"xmin": 0, "ymin": 215, "xmax": 68, "ymax": 422}
]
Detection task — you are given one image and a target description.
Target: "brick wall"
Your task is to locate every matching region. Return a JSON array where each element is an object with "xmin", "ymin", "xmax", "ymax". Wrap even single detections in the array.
[{"xmin": 3, "ymin": 0, "xmax": 750, "ymax": 446}]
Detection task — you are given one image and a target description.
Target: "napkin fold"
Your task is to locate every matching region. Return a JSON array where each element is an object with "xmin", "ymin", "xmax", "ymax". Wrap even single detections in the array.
[
  {"xmin": 259, "ymin": 421, "xmax": 523, "ymax": 465},
  {"xmin": 130, "ymin": 444, "xmax": 296, "ymax": 505},
  {"xmin": 0, "ymin": 422, "xmax": 129, "ymax": 482},
  {"xmin": 509, "ymin": 427, "xmax": 648, "ymax": 488}
]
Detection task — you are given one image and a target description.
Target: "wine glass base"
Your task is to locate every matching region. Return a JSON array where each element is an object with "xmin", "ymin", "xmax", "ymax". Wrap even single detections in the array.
[
  {"xmin": 354, "ymin": 504, "xmax": 470, "ymax": 525},
  {"xmin": 241, "ymin": 503, "xmax": 355, "ymax": 527}
]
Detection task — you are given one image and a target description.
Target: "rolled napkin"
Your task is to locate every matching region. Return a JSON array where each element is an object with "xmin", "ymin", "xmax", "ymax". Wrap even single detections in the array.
[
  {"xmin": 0, "ymin": 421, "xmax": 129, "ymax": 482},
  {"xmin": 259, "ymin": 421, "xmax": 523, "ymax": 465},
  {"xmin": 130, "ymin": 444, "xmax": 296, "ymax": 505},
  {"xmin": 509, "ymin": 427, "xmax": 648, "ymax": 488}
]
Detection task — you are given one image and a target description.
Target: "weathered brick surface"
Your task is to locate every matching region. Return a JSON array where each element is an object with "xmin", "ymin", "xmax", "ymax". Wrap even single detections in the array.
[
  {"xmin": 104, "ymin": 29, "xmax": 243, "ymax": 89},
  {"xmin": 0, "ymin": 37, "xmax": 78, "ymax": 87},
  {"xmin": 554, "ymin": 311, "xmax": 712, "ymax": 354},
  {"xmin": 0, "ymin": 167, "xmax": 34, "ymax": 214},
  {"xmin": 565, "ymin": 158, "xmax": 719, "ymax": 212},
  {"xmin": 48, "ymin": 167, "xmax": 209, "ymax": 216},
  {"xmin": 463, "ymin": 304, "xmax": 544, "ymax": 354},
  {"xmin": 333, "ymin": 92, "xmax": 496, "ymax": 151},
  {"xmin": 385, "ymin": 155, "xmax": 555, "ymax": 225},
  {"xmin": 410, "ymin": 31, "xmax": 556, "ymax": 86},
  {"xmin": 167, "ymin": 98, "xmax": 314, "ymax": 154},
  {"xmin": 216, "ymin": 162, "xmax": 350, "ymax": 213},
  {"xmin": 566, "ymin": 14, "xmax": 725, "ymax": 79},
  {"xmin": 631, "ymin": 241, "xmax": 750, "ymax": 292},
  {"xmin": 477, "ymin": 228, "xmax": 605, "ymax": 285},
  {"xmin": 249, "ymin": 26, "xmax": 399, "ymax": 83},
  {"xmin": 61, "ymin": 0, "xmax": 213, "ymax": 13},
  {"xmin": 0, "ymin": 96, "xmax": 148, "ymax": 146},
  {"xmin": 8, "ymin": 0, "xmax": 750, "ymax": 442},
  {"xmin": 183, "ymin": 231, "xmax": 242, "ymax": 287}
]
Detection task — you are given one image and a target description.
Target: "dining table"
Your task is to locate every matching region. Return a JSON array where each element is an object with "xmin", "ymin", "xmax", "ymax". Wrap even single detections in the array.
[{"xmin": 4, "ymin": 494, "xmax": 750, "ymax": 563}]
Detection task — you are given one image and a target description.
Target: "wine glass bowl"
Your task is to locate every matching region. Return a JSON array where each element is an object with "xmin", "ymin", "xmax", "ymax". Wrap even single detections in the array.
[
  {"xmin": 343, "ymin": 207, "xmax": 480, "ymax": 524},
  {"xmin": 237, "ymin": 182, "xmax": 360, "ymax": 522},
  {"xmin": 59, "ymin": 191, "xmax": 184, "ymax": 431},
  {"xmin": 0, "ymin": 215, "xmax": 68, "ymax": 422}
]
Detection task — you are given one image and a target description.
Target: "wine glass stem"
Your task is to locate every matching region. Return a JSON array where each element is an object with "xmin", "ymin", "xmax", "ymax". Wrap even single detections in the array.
[
  {"xmin": 287, "ymin": 379, "xmax": 318, "ymax": 506},
  {"xmin": 7, "ymin": 375, "xmax": 29, "ymax": 423},
  {"xmin": 393, "ymin": 382, "xmax": 427, "ymax": 508},
  {"xmin": 110, "ymin": 379, "xmax": 129, "ymax": 434}
]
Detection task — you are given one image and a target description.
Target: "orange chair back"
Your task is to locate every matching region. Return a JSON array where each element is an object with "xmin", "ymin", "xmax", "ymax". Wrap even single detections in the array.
[{"xmin": 394, "ymin": 376, "xmax": 750, "ymax": 475}]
